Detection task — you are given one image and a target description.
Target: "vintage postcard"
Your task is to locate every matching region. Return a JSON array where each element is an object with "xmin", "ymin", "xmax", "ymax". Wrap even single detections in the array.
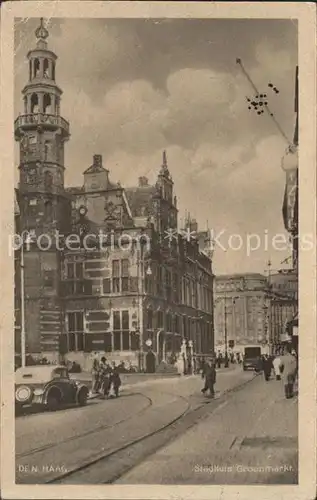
[{"xmin": 1, "ymin": 2, "xmax": 316, "ymax": 500}]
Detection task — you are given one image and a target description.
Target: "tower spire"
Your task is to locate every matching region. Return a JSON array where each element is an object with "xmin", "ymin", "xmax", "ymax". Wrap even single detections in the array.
[
  {"xmin": 163, "ymin": 150, "xmax": 167, "ymax": 167},
  {"xmin": 159, "ymin": 150, "xmax": 169, "ymax": 177},
  {"xmin": 35, "ymin": 17, "xmax": 49, "ymax": 49}
]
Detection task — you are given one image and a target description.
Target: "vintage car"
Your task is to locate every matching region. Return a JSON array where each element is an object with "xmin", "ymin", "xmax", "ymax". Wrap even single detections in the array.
[{"xmin": 15, "ymin": 365, "xmax": 89, "ymax": 413}]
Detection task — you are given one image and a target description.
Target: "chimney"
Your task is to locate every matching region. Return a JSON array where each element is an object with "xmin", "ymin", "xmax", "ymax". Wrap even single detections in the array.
[
  {"xmin": 138, "ymin": 176, "xmax": 149, "ymax": 187},
  {"xmin": 93, "ymin": 154, "xmax": 102, "ymax": 167}
]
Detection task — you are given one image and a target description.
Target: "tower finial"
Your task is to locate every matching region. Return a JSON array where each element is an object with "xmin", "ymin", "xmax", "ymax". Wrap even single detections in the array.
[
  {"xmin": 35, "ymin": 17, "xmax": 49, "ymax": 42},
  {"xmin": 163, "ymin": 150, "xmax": 167, "ymax": 166},
  {"xmin": 159, "ymin": 150, "xmax": 169, "ymax": 176}
]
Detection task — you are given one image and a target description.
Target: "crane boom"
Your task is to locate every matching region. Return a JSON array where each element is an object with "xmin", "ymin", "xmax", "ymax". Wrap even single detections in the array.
[{"xmin": 236, "ymin": 58, "xmax": 293, "ymax": 148}]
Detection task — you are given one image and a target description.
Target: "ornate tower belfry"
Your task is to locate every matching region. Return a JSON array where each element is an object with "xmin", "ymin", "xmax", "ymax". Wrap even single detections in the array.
[
  {"xmin": 15, "ymin": 17, "xmax": 70, "ymax": 187},
  {"xmin": 15, "ymin": 17, "xmax": 71, "ymax": 235}
]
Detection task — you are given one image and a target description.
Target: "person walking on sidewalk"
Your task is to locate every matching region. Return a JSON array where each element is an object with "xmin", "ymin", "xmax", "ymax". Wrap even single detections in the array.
[
  {"xmin": 272, "ymin": 354, "xmax": 282, "ymax": 380},
  {"xmin": 201, "ymin": 358, "xmax": 216, "ymax": 397},
  {"xmin": 262, "ymin": 354, "xmax": 272, "ymax": 381},
  {"xmin": 216, "ymin": 351, "xmax": 222, "ymax": 369},
  {"xmin": 279, "ymin": 344, "xmax": 298, "ymax": 399}
]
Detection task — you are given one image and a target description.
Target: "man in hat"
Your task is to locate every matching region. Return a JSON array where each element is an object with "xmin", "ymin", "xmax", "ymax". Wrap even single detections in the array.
[{"xmin": 201, "ymin": 357, "xmax": 216, "ymax": 397}]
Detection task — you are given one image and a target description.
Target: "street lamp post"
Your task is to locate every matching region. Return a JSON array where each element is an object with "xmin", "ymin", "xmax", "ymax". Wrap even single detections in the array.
[
  {"xmin": 215, "ymin": 295, "xmax": 229, "ymax": 367},
  {"xmin": 20, "ymin": 241, "xmax": 26, "ymax": 368},
  {"xmin": 136, "ymin": 245, "xmax": 152, "ymax": 371},
  {"xmin": 224, "ymin": 292, "xmax": 229, "ymax": 367}
]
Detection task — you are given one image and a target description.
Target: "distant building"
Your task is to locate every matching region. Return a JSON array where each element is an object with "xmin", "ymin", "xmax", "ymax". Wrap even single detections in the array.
[
  {"xmin": 14, "ymin": 20, "xmax": 214, "ymax": 368},
  {"xmin": 214, "ymin": 273, "xmax": 270, "ymax": 353},
  {"xmin": 214, "ymin": 271, "xmax": 298, "ymax": 354},
  {"xmin": 269, "ymin": 269, "xmax": 298, "ymax": 349}
]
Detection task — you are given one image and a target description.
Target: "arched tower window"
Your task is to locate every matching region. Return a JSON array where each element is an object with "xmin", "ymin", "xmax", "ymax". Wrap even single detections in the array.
[
  {"xmin": 30, "ymin": 93, "xmax": 39, "ymax": 114},
  {"xmin": 44, "ymin": 200, "xmax": 53, "ymax": 220},
  {"xmin": 43, "ymin": 94, "xmax": 51, "ymax": 114},
  {"xmin": 56, "ymin": 96, "xmax": 60, "ymax": 115},
  {"xmin": 44, "ymin": 171, "xmax": 53, "ymax": 190},
  {"xmin": 52, "ymin": 62, "xmax": 55, "ymax": 80},
  {"xmin": 29, "ymin": 60, "xmax": 32, "ymax": 80},
  {"xmin": 34, "ymin": 58, "xmax": 40, "ymax": 78},
  {"xmin": 43, "ymin": 59, "xmax": 49, "ymax": 78},
  {"xmin": 44, "ymin": 141, "xmax": 51, "ymax": 161}
]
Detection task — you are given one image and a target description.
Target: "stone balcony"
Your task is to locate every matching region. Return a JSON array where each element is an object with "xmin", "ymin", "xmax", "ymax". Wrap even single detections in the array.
[{"xmin": 14, "ymin": 113, "xmax": 70, "ymax": 138}]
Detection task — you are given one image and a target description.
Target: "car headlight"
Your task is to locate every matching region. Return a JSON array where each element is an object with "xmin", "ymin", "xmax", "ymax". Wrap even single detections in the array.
[{"xmin": 15, "ymin": 386, "xmax": 32, "ymax": 402}]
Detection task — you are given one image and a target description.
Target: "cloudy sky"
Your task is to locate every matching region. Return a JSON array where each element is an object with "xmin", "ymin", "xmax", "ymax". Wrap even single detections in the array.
[{"xmin": 14, "ymin": 17, "xmax": 298, "ymax": 275}]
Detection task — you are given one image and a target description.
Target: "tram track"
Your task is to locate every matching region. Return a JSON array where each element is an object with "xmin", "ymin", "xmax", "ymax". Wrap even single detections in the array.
[
  {"xmin": 16, "ymin": 392, "xmax": 153, "ymax": 459},
  {"xmin": 16, "ymin": 372, "xmax": 259, "ymax": 485},
  {"xmin": 45, "ymin": 391, "xmax": 193, "ymax": 484}
]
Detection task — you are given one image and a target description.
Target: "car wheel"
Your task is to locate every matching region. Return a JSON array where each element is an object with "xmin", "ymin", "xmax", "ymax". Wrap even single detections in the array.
[
  {"xmin": 78, "ymin": 389, "xmax": 88, "ymax": 406},
  {"xmin": 47, "ymin": 394, "xmax": 60, "ymax": 412}
]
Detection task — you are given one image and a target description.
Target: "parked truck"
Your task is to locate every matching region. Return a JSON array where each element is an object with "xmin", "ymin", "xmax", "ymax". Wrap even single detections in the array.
[{"xmin": 242, "ymin": 346, "xmax": 262, "ymax": 371}]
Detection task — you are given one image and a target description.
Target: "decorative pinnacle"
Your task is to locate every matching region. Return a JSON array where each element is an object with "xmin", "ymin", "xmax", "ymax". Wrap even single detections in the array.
[
  {"xmin": 35, "ymin": 18, "xmax": 49, "ymax": 41},
  {"xmin": 162, "ymin": 150, "xmax": 167, "ymax": 166}
]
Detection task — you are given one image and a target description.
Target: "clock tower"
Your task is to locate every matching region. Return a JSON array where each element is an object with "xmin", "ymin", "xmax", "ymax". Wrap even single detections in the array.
[
  {"xmin": 15, "ymin": 17, "xmax": 71, "ymax": 237},
  {"xmin": 14, "ymin": 19, "xmax": 71, "ymax": 358}
]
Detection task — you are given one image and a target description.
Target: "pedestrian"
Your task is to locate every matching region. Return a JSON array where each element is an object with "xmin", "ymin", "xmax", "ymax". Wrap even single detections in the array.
[
  {"xmin": 91, "ymin": 357, "xmax": 100, "ymax": 395},
  {"xmin": 279, "ymin": 344, "xmax": 298, "ymax": 399},
  {"xmin": 201, "ymin": 358, "xmax": 216, "ymax": 397},
  {"xmin": 99, "ymin": 357, "xmax": 111, "ymax": 398},
  {"xmin": 262, "ymin": 354, "xmax": 272, "ymax": 381},
  {"xmin": 255, "ymin": 355, "xmax": 263, "ymax": 373},
  {"xmin": 109, "ymin": 361, "xmax": 121, "ymax": 397},
  {"xmin": 272, "ymin": 355, "xmax": 282, "ymax": 380},
  {"xmin": 216, "ymin": 351, "xmax": 222, "ymax": 369},
  {"xmin": 224, "ymin": 353, "xmax": 229, "ymax": 367}
]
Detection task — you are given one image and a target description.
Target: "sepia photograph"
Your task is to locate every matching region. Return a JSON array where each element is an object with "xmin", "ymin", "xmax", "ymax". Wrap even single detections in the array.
[{"xmin": 1, "ymin": 2, "xmax": 316, "ymax": 500}]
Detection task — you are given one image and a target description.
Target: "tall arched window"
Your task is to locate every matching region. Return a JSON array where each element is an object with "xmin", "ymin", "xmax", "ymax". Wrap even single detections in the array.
[
  {"xmin": 43, "ymin": 59, "xmax": 49, "ymax": 78},
  {"xmin": 43, "ymin": 94, "xmax": 51, "ymax": 114},
  {"xmin": 44, "ymin": 200, "xmax": 53, "ymax": 220},
  {"xmin": 34, "ymin": 58, "xmax": 40, "ymax": 77},
  {"xmin": 29, "ymin": 60, "xmax": 32, "ymax": 80},
  {"xmin": 30, "ymin": 93, "xmax": 39, "ymax": 114},
  {"xmin": 44, "ymin": 142, "xmax": 51, "ymax": 161},
  {"xmin": 44, "ymin": 171, "xmax": 53, "ymax": 190},
  {"xmin": 52, "ymin": 62, "xmax": 55, "ymax": 80},
  {"xmin": 55, "ymin": 97, "xmax": 60, "ymax": 115}
]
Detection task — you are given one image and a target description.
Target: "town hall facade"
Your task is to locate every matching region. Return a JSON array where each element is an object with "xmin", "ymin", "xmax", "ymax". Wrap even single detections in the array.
[{"xmin": 14, "ymin": 19, "xmax": 214, "ymax": 369}]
